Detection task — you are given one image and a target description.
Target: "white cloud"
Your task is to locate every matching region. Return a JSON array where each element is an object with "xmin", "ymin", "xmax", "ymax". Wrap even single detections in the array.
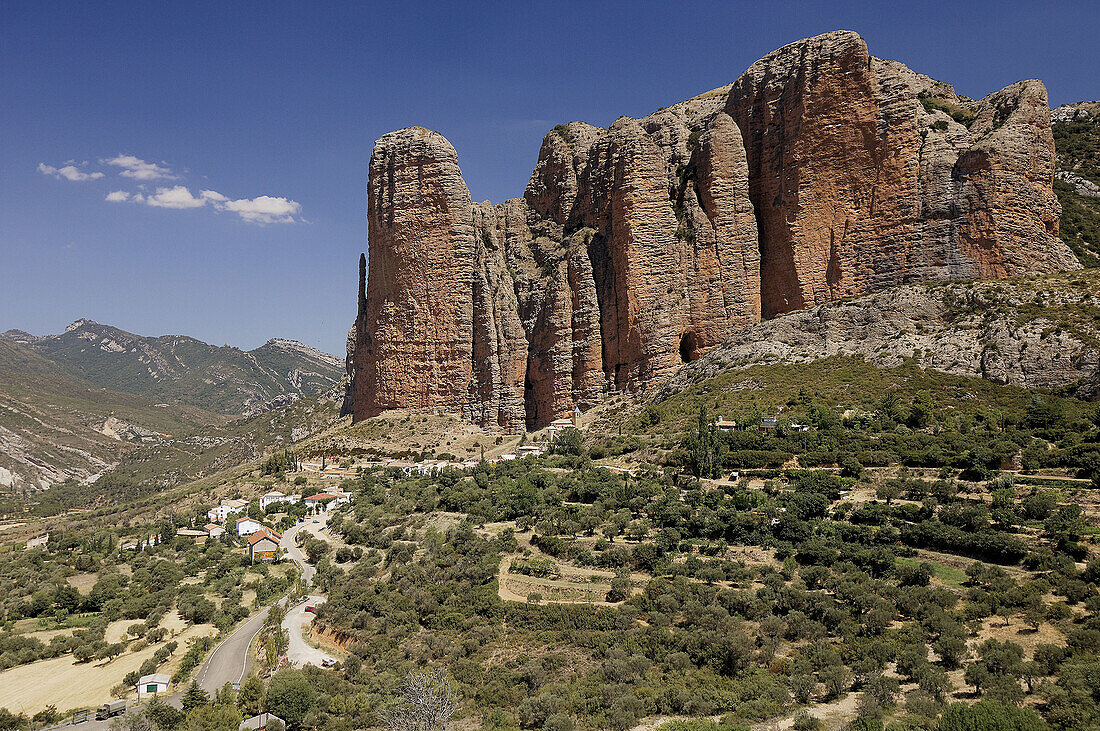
[
  {"xmin": 221, "ymin": 195, "xmax": 301, "ymax": 224},
  {"xmin": 143, "ymin": 185, "xmax": 206, "ymax": 209},
  {"xmin": 102, "ymin": 154, "xmax": 175, "ymax": 180},
  {"xmin": 38, "ymin": 162, "xmax": 104, "ymax": 181},
  {"xmin": 107, "ymin": 183, "xmax": 301, "ymax": 224}
]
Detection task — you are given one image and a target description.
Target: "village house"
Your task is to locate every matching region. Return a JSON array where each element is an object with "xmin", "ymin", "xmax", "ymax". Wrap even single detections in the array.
[
  {"xmin": 248, "ymin": 529, "xmax": 281, "ymax": 563},
  {"xmin": 207, "ymin": 498, "xmax": 249, "ymax": 523},
  {"xmin": 304, "ymin": 489, "xmax": 350, "ymax": 512},
  {"xmin": 136, "ymin": 673, "xmax": 170, "ymax": 697},
  {"xmin": 175, "ymin": 528, "xmax": 208, "ymax": 544},
  {"xmin": 714, "ymin": 416, "xmax": 738, "ymax": 432},
  {"xmin": 235, "ymin": 516, "xmax": 264, "ymax": 537},
  {"xmin": 204, "ymin": 523, "xmax": 226, "ymax": 538},
  {"xmin": 384, "ymin": 460, "xmax": 417, "ymax": 476},
  {"xmin": 259, "ymin": 490, "xmax": 300, "ymax": 511},
  {"xmin": 760, "ymin": 417, "xmax": 778, "ymax": 433}
]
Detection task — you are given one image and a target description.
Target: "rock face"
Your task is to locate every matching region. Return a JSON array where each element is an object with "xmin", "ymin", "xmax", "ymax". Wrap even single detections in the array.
[
  {"xmin": 655, "ymin": 271, "xmax": 1100, "ymax": 404},
  {"xmin": 353, "ymin": 30, "xmax": 1080, "ymax": 432}
]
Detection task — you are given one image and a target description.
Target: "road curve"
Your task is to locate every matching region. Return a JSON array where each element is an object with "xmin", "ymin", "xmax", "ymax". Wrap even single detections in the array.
[
  {"xmin": 70, "ymin": 513, "xmax": 332, "ymax": 729},
  {"xmin": 194, "ymin": 604, "xmax": 271, "ymax": 696}
]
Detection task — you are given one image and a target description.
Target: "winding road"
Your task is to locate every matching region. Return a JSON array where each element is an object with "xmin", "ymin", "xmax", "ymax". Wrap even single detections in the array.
[{"xmin": 68, "ymin": 510, "xmax": 333, "ymax": 728}]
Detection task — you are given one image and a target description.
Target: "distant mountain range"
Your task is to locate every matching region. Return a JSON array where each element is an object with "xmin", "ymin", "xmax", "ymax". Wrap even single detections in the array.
[
  {"xmin": 0, "ymin": 321, "xmax": 343, "ymax": 491},
  {"xmin": 3, "ymin": 319, "xmax": 343, "ymax": 417}
]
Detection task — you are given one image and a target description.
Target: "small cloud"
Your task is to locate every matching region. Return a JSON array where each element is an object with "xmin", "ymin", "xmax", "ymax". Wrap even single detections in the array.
[
  {"xmin": 143, "ymin": 185, "xmax": 205, "ymax": 209},
  {"xmin": 38, "ymin": 162, "xmax": 104, "ymax": 181},
  {"xmin": 200, "ymin": 189, "xmax": 228, "ymax": 203},
  {"xmin": 105, "ymin": 190, "xmax": 130, "ymax": 202},
  {"xmin": 220, "ymin": 195, "xmax": 301, "ymax": 224},
  {"xmin": 103, "ymin": 154, "xmax": 175, "ymax": 180}
]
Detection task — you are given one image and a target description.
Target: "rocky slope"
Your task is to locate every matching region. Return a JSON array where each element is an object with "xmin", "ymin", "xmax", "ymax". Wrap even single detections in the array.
[
  {"xmin": 11, "ymin": 319, "xmax": 343, "ymax": 416},
  {"xmin": 655, "ymin": 268, "xmax": 1100, "ymax": 404},
  {"xmin": 352, "ymin": 30, "xmax": 1080, "ymax": 433},
  {"xmin": 1052, "ymin": 102, "xmax": 1100, "ymax": 267},
  {"xmin": 0, "ymin": 337, "xmax": 224, "ymax": 491}
]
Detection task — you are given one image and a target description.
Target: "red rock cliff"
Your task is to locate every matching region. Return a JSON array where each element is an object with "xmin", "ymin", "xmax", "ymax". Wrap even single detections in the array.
[{"xmin": 353, "ymin": 31, "xmax": 1079, "ymax": 432}]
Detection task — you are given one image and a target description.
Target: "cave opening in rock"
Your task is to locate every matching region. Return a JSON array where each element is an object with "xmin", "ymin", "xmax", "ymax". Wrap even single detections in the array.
[{"xmin": 679, "ymin": 332, "xmax": 697, "ymax": 364}]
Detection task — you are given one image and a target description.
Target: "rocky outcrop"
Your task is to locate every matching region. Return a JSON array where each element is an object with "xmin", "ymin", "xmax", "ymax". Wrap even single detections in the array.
[
  {"xmin": 352, "ymin": 31, "xmax": 1081, "ymax": 432},
  {"xmin": 655, "ymin": 271, "xmax": 1100, "ymax": 403},
  {"xmin": 355, "ymin": 128, "xmax": 476, "ymax": 420}
]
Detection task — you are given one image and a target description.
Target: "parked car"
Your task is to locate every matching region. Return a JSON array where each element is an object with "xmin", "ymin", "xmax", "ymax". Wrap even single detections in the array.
[
  {"xmin": 321, "ymin": 658, "xmax": 336, "ymax": 667},
  {"xmin": 305, "ymin": 605, "xmax": 315, "ymax": 613}
]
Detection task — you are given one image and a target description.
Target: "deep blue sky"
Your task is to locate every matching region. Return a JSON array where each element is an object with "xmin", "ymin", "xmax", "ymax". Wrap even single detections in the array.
[{"xmin": 3, "ymin": 1, "xmax": 1097, "ymax": 355}]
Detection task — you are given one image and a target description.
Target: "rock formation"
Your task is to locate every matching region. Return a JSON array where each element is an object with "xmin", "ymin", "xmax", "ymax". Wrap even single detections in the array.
[
  {"xmin": 352, "ymin": 30, "xmax": 1080, "ymax": 432},
  {"xmin": 654, "ymin": 271, "xmax": 1100, "ymax": 404}
]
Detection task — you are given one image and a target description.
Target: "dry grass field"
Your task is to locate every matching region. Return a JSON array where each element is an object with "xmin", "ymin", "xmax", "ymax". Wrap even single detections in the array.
[{"xmin": 0, "ymin": 618, "xmax": 214, "ymax": 714}]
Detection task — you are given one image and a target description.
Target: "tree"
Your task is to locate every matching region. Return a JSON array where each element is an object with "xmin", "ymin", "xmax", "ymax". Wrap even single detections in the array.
[
  {"xmin": 303, "ymin": 538, "xmax": 330, "ymax": 565},
  {"xmin": 181, "ymin": 681, "xmax": 210, "ymax": 713},
  {"xmin": 606, "ymin": 568, "xmax": 631, "ymax": 602},
  {"xmin": 183, "ymin": 704, "xmax": 242, "ymax": 731},
  {"xmin": 265, "ymin": 668, "xmax": 316, "ymax": 726},
  {"xmin": 379, "ymin": 668, "xmax": 458, "ymax": 731},
  {"xmin": 936, "ymin": 700, "xmax": 1045, "ymax": 731},
  {"xmin": 145, "ymin": 698, "xmax": 185, "ymax": 730},
  {"xmin": 263, "ymin": 627, "xmax": 289, "ymax": 667},
  {"xmin": 237, "ymin": 675, "xmax": 265, "ymax": 716},
  {"xmin": 554, "ymin": 428, "xmax": 585, "ymax": 457},
  {"xmin": 819, "ymin": 664, "xmax": 847, "ymax": 699},
  {"xmin": 213, "ymin": 682, "xmax": 236, "ymax": 708},
  {"xmin": 875, "ymin": 481, "xmax": 902, "ymax": 505},
  {"xmin": 685, "ymin": 405, "xmax": 721, "ymax": 478},
  {"xmin": 908, "ymin": 391, "xmax": 935, "ymax": 428}
]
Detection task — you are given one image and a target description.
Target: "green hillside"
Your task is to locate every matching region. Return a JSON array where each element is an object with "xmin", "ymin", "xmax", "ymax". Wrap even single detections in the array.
[{"xmin": 22, "ymin": 320, "xmax": 343, "ymax": 416}]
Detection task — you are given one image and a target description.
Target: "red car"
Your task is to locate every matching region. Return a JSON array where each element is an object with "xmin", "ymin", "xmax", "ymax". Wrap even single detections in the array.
[{"xmin": 305, "ymin": 605, "xmax": 315, "ymax": 613}]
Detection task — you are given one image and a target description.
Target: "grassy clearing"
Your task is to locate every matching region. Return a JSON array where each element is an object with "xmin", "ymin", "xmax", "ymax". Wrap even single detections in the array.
[{"xmin": 895, "ymin": 555, "xmax": 967, "ymax": 590}]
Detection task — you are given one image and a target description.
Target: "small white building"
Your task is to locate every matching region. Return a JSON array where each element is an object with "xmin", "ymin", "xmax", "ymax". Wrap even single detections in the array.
[
  {"xmin": 204, "ymin": 523, "xmax": 226, "ymax": 538},
  {"xmin": 207, "ymin": 498, "xmax": 249, "ymax": 523},
  {"xmin": 236, "ymin": 517, "xmax": 263, "ymax": 537},
  {"xmin": 137, "ymin": 673, "xmax": 170, "ymax": 697},
  {"xmin": 260, "ymin": 491, "xmax": 301, "ymax": 511}
]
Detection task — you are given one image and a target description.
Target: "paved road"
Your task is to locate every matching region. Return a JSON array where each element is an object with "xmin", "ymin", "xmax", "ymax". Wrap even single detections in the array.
[
  {"xmin": 193, "ymin": 605, "xmax": 271, "ymax": 697},
  {"xmin": 280, "ymin": 510, "xmax": 330, "ymax": 587}
]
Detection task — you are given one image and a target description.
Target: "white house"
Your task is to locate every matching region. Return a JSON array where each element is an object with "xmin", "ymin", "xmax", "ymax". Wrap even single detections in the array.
[
  {"xmin": 259, "ymin": 491, "xmax": 300, "ymax": 511},
  {"xmin": 204, "ymin": 523, "xmax": 226, "ymax": 538},
  {"xmin": 303, "ymin": 490, "xmax": 349, "ymax": 512},
  {"xmin": 207, "ymin": 498, "xmax": 249, "ymax": 523},
  {"xmin": 236, "ymin": 517, "xmax": 263, "ymax": 537},
  {"xmin": 136, "ymin": 673, "xmax": 170, "ymax": 697}
]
